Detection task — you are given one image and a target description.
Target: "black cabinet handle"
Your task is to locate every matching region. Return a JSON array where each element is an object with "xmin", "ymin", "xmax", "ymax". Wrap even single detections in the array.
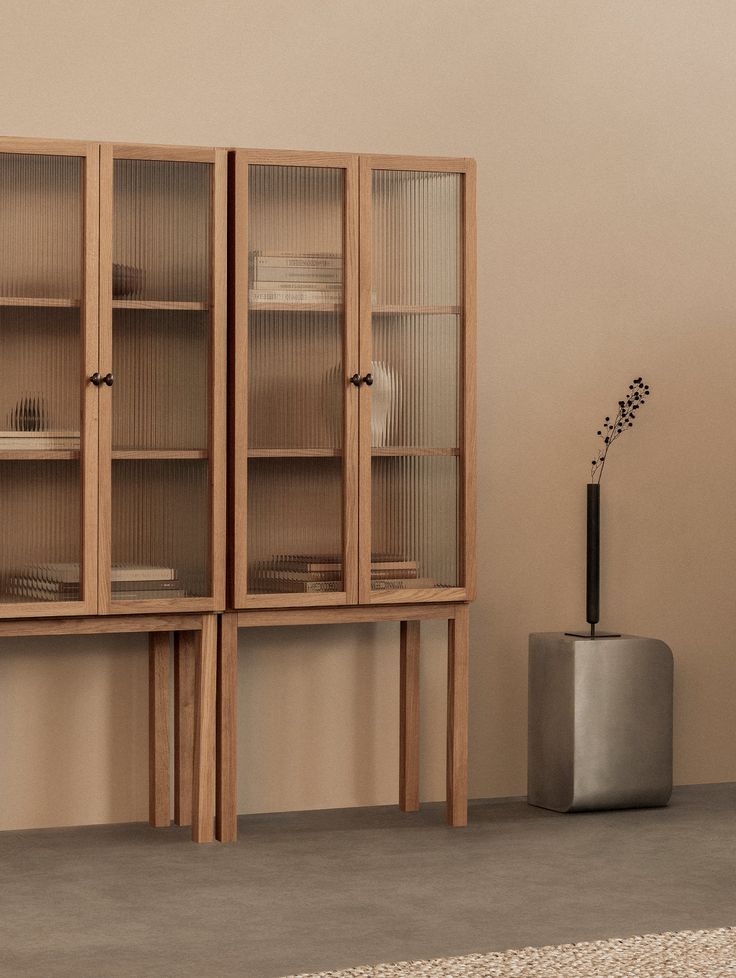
[
  {"xmin": 363, "ymin": 373, "xmax": 373, "ymax": 386},
  {"xmin": 350, "ymin": 373, "xmax": 373, "ymax": 387},
  {"xmin": 90, "ymin": 372, "xmax": 114, "ymax": 387}
]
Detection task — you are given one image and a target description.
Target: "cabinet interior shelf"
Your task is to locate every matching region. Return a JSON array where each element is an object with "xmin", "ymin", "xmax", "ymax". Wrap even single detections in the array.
[
  {"xmin": 0, "ymin": 450, "xmax": 80, "ymax": 461},
  {"xmin": 0, "ymin": 449, "xmax": 209, "ymax": 461},
  {"xmin": 111, "ymin": 449, "xmax": 209, "ymax": 460},
  {"xmin": 249, "ymin": 303, "xmax": 342, "ymax": 313},
  {"xmin": 0, "ymin": 296, "xmax": 80, "ymax": 308},
  {"xmin": 373, "ymin": 305, "xmax": 461, "ymax": 315},
  {"xmin": 0, "ymin": 298, "xmax": 210, "ymax": 311},
  {"xmin": 248, "ymin": 448, "xmax": 341, "ymax": 458},
  {"xmin": 113, "ymin": 299, "xmax": 209, "ymax": 311},
  {"xmin": 247, "ymin": 447, "xmax": 459, "ymax": 458}
]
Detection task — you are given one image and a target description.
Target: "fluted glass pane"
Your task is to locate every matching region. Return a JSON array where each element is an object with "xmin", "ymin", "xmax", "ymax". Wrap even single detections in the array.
[
  {"xmin": 113, "ymin": 159, "xmax": 209, "ymax": 302},
  {"xmin": 0, "ymin": 152, "xmax": 83, "ymax": 603},
  {"xmin": 371, "ymin": 170, "xmax": 462, "ymax": 590},
  {"xmin": 246, "ymin": 165, "xmax": 345, "ymax": 594},
  {"xmin": 372, "ymin": 456, "xmax": 458, "ymax": 589},
  {"xmin": 111, "ymin": 460, "xmax": 209, "ymax": 599},
  {"xmin": 0, "ymin": 153, "xmax": 82, "ymax": 300},
  {"xmin": 247, "ymin": 459, "xmax": 343, "ymax": 594},
  {"xmin": 110, "ymin": 159, "xmax": 212, "ymax": 600}
]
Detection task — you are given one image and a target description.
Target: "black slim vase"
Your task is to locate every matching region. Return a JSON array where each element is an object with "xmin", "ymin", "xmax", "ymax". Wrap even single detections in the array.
[
  {"xmin": 566, "ymin": 482, "xmax": 620, "ymax": 639},
  {"xmin": 586, "ymin": 482, "xmax": 600, "ymax": 636}
]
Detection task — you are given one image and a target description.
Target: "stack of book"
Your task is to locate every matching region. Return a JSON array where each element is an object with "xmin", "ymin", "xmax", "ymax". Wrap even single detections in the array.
[
  {"xmin": 8, "ymin": 563, "xmax": 186, "ymax": 601},
  {"xmin": 251, "ymin": 554, "xmax": 436, "ymax": 593},
  {"xmin": 0, "ymin": 430, "xmax": 80, "ymax": 451},
  {"xmin": 249, "ymin": 252, "xmax": 343, "ymax": 306}
]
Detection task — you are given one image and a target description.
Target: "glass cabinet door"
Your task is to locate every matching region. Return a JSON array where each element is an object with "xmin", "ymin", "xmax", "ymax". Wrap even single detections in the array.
[
  {"xmin": 98, "ymin": 146, "xmax": 226, "ymax": 612},
  {"xmin": 359, "ymin": 158, "xmax": 475, "ymax": 603},
  {"xmin": 231, "ymin": 152, "xmax": 358, "ymax": 607},
  {"xmin": 0, "ymin": 140, "xmax": 98, "ymax": 616}
]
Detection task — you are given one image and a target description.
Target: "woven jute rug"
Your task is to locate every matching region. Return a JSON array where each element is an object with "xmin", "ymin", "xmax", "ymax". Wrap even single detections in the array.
[{"xmin": 282, "ymin": 926, "xmax": 736, "ymax": 977}]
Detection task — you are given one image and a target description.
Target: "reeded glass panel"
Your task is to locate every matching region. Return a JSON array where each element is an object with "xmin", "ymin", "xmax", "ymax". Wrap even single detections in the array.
[
  {"xmin": 113, "ymin": 159, "xmax": 209, "ymax": 302},
  {"xmin": 246, "ymin": 165, "xmax": 346, "ymax": 595},
  {"xmin": 370, "ymin": 170, "xmax": 462, "ymax": 591},
  {"xmin": 0, "ymin": 153, "xmax": 84, "ymax": 604},
  {"xmin": 111, "ymin": 460, "xmax": 209, "ymax": 599},
  {"xmin": 110, "ymin": 159, "xmax": 212, "ymax": 601},
  {"xmin": 0, "ymin": 153, "xmax": 82, "ymax": 300},
  {"xmin": 248, "ymin": 459, "xmax": 343, "ymax": 594}
]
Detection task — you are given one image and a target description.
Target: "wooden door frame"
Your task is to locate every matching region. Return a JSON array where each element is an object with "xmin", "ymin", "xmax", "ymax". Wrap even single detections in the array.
[
  {"xmin": 97, "ymin": 143, "xmax": 227, "ymax": 615},
  {"xmin": 228, "ymin": 148, "xmax": 360, "ymax": 610},
  {"xmin": 0, "ymin": 137, "xmax": 99, "ymax": 618},
  {"xmin": 358, "ymin": 154, "xmax": 476, "ymax": 606}
]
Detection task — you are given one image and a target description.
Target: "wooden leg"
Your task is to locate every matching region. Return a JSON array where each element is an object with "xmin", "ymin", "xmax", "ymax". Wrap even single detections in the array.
[
  {"xmin": 192, "ymin": 614, "xmax": 217, "ymax": 843},
  {"xmin": 148, "ymin": 631, "xmax": 171, "ymax": 828},
  {"xmin": 216, "ymin": 612, "xmax": 239, "ymax": 843},
  {"xmin": 447, "ymin": 605, "xmax": 469, "ymax": 827},
  {"xmin": 399, "ymin": 620, "xmax": 420, "ymax": 812},
  {"xmin": 174, "ymin": 631, "xmax": 196, "ymax": 827}
]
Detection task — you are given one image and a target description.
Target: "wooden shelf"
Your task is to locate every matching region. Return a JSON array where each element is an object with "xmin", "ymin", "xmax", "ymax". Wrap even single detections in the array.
[
  {"xmin": 111, "ymin": 449, "xmax": 209, "ymax": 460},
  {"xmin": 247, "ymin": 447, "xmax": 459, "ymax": 458},
  {"xmin": 249, "ymin": 303, "xmax": 342, "ymax": 313},
  {"xmin": 113, "ymin": 299, "xmax": 208, "ymax": 311},
  {"xmin": 371, "ymin": 447, "xmax": 460, "ymax": 456},
  {"xmin": 248, "ymin": 448, "xmax": 342, "ymax": 458},
  {"xmin": 0, "ymin": 450, "xmax": 79, "ymax": 461},
  {"xmin": 373, "ymin": 305, "xmax": 461, "ymax": 315},
  {"xmin": 0, "ymin": 296, "xmax": 79, "ymax": 308}
]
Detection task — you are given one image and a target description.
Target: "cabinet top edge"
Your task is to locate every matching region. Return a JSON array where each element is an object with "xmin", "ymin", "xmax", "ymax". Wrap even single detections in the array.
[
  {"xmin": 0, "ymin": 137, "xmax": 474, "ymax": 171},
  {"xmin": 230, "ymin": 148, "xmax": 475, "ymax": 171},
  {"xmin": 0, "ymin": 135, "xmax": 97, "ymax": 157}
]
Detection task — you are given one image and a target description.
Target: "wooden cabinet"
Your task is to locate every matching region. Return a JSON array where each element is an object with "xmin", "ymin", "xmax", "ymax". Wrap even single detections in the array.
[
  {"xmin": 0, "ymin": 138, "xmax": 226, "ymax": 617},
  {"xmin": 229, "ymin": 150, "xmax": 475, "ymax": 610}
]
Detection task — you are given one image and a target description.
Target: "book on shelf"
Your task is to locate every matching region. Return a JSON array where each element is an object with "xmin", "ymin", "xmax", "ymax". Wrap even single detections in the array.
[
  {"xmin": 252, "ymin": 267, "xmax": 342, "ymax": 285},
  {"xmin": 111, "ymin": 588, "xmax": 187, "ymax": 600},
  {"xmin": 371, "ymin": 577, "xmax": 438, "ymax": 590},
  {"xmin": 250, "ymin": 279, "xmax": 342, "ymax": 292},
  {"xmin": 15, "ymin": 562, "xmax": 177, "ymax": 585},
  {"xmin": 249, "ymin": 289, "xmax": 343, "ymax": 305},
  {"xmin": 269, "ymin": 557, "xmax": 419, "ymax": 577},
  {"xmin": 252, "ymin": 578, "xmax": 342, "ymax": 594},
  {"xmin": 251, "ymin": 251, "xmax": 342, "ymax": 270},
  {"xmin": 258, "ymin": 569, "xmax": 343, "ymax": 583}
]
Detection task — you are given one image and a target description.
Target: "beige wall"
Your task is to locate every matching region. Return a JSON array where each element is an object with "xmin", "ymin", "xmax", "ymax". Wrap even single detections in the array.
[{"xmin": 1, "ymin": 0, "xmax": 735, "ymax": 829}]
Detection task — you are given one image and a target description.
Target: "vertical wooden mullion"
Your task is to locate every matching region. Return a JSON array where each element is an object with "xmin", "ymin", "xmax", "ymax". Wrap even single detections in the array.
[
  {"xmin": 461, "ymin": 162, "xmax": 477, "ymax": 600},
  {"xmin": 399, "ymin": 619, "xmax": 420, "ymax": 811},
  {"xmin": 343, "ymin": 157, "xmax": 360, "ymax": 605},
  {"xmin": 209, "ymin": 150, "xmax": 227, "ymax": 608},
  {"xmin": 149, "ymin": 631, "xmax": 171, "ymax": 827},
  {"xmin": 81, "ymin": 144, "xmax": 100, "ymax": 614},
  {"xmin": 231, "ymin": 153, "xmax": 249, "ymax": 607},
  {"xmin": 97, "ymin": 144, "xmax": 114, "ymax": 613},
  {"xmin": 357, "ymin": 158, "xmax": 374, "ymax": 604}
]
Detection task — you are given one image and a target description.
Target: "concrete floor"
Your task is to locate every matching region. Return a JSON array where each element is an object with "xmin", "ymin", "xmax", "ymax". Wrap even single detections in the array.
[{"xmin": 0, "ymin": 784, "xmax": 735, "ymax": 978}]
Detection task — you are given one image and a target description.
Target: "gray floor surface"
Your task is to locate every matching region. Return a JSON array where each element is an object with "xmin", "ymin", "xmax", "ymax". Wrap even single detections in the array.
[{"xmin": 1, "ymin": 784, "xmax": 735, "ymax": 978}]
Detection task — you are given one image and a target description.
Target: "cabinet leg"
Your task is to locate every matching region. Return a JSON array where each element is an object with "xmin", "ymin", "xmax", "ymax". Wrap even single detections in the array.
[
  {"xmin": 174, "ymin": 631, "xmax": 196, "ymax": 827},
  {"xmin": 192, "ymin": 615, "xmax": 217, "ymax": 843},
  {"xmin": 447, "ymin": 606, "xmax": 469, "ymax": 827},
  {"xmin": 148, "ymin": 632, "xmax": 171, "ymax": 828},
  {"xmin": 399, "ymin": 620, "xmax": 420, "ymax": 812},
  {"xmin": 216, "ymin": 612, "xmax": 239, "ymax": 842}
]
